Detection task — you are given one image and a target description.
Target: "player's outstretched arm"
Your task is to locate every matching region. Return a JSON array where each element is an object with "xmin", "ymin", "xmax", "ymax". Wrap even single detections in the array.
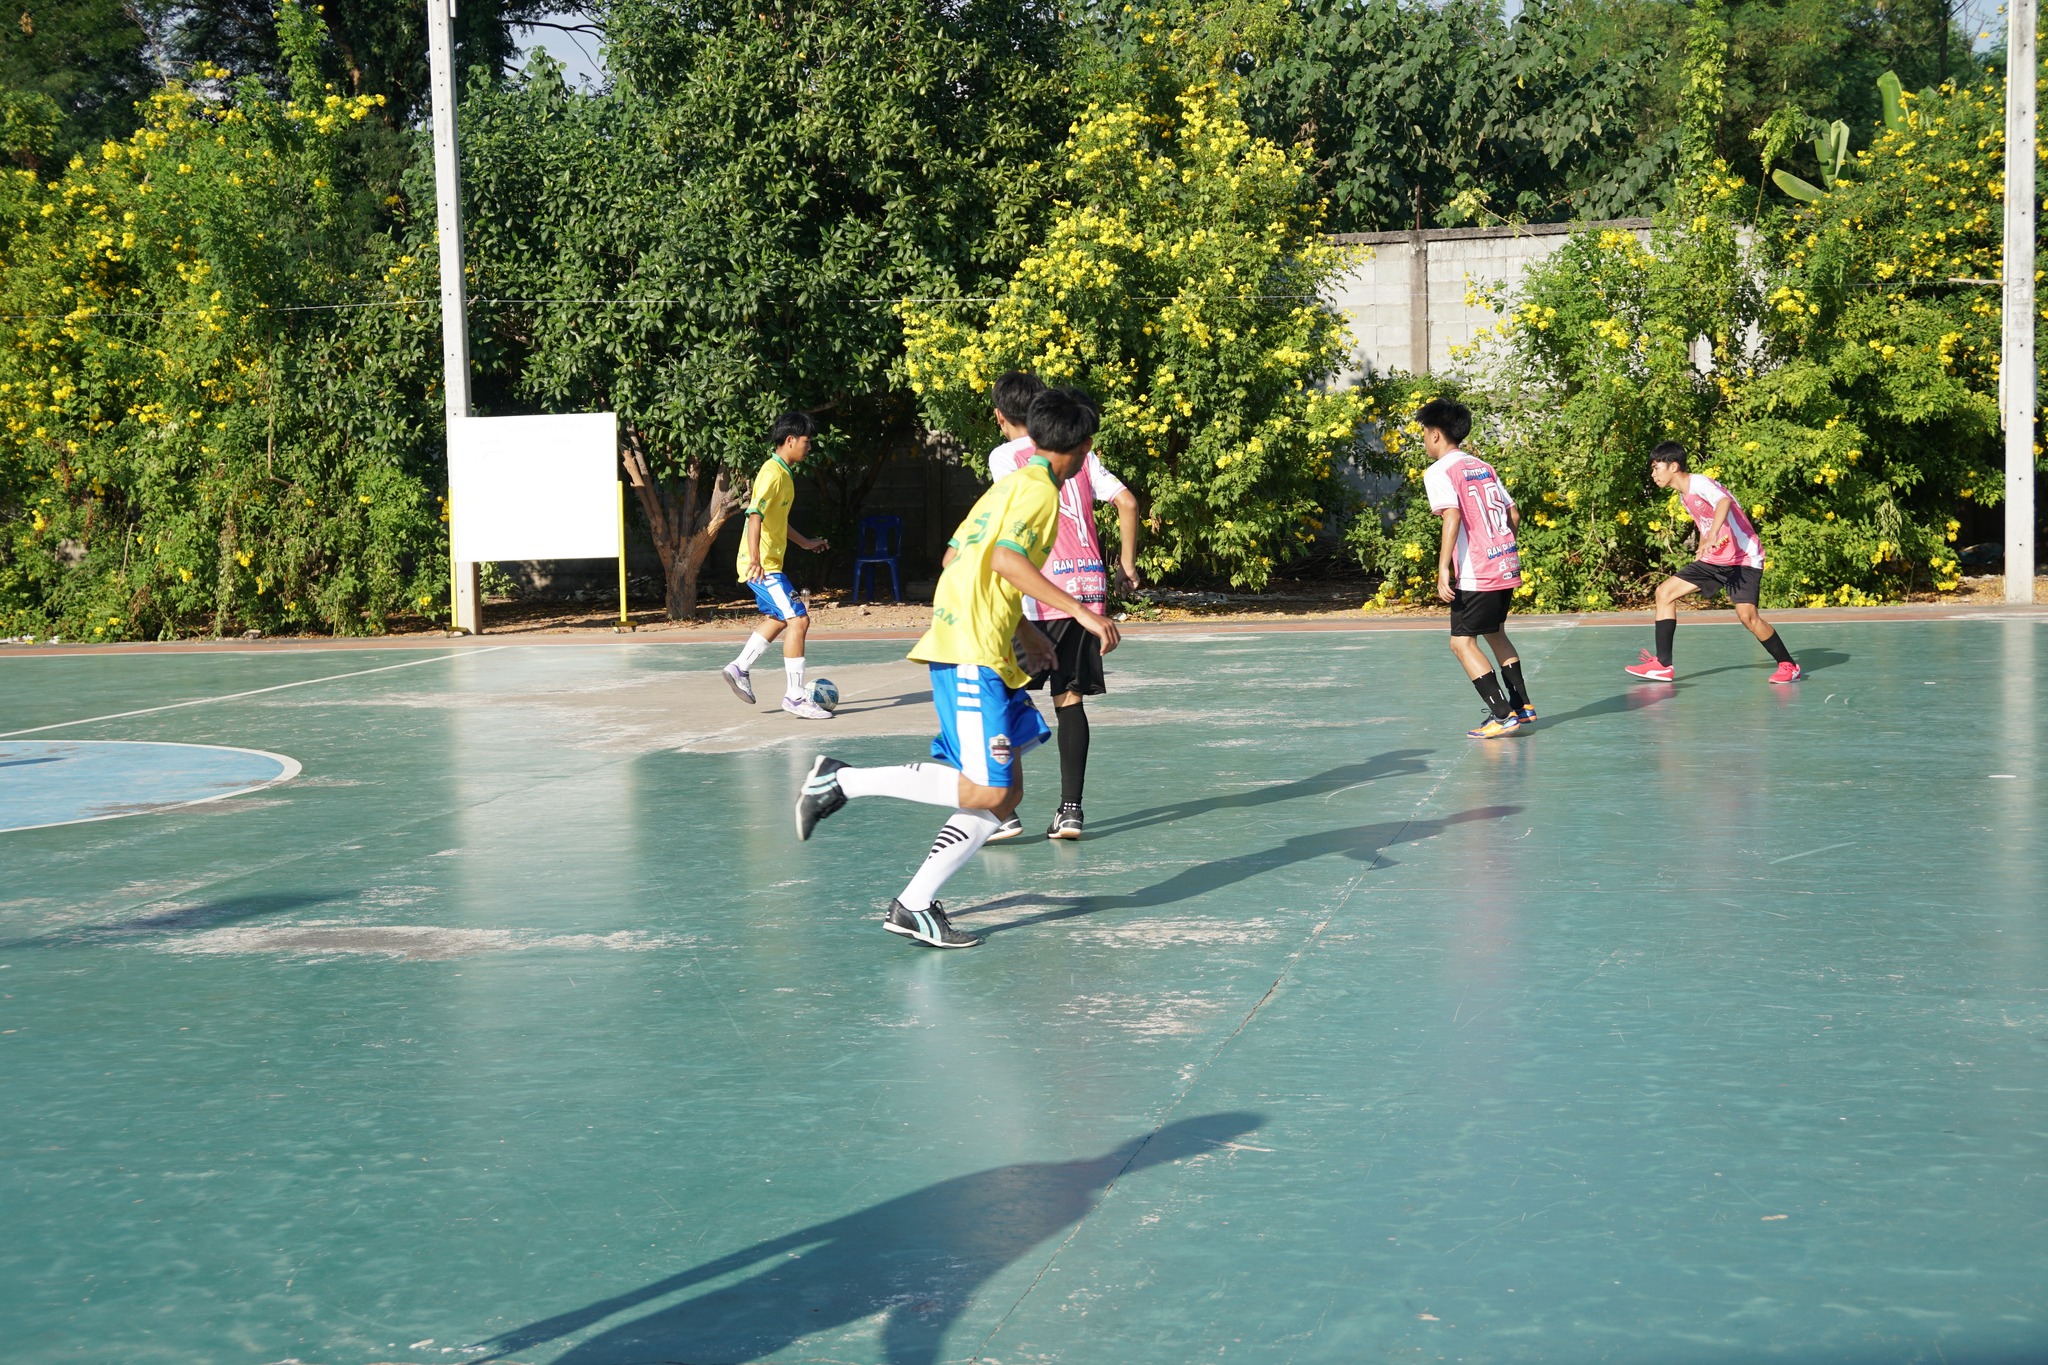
[{"xmin": 992, "ymin": 546, "xmax": 1121, "ymax": 653}]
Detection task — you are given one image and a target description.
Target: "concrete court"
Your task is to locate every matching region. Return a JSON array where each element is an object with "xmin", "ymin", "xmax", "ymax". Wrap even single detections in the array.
[{"xmin": 0, "ymin": 614, "xmax": 2043, "ymax": 1365}]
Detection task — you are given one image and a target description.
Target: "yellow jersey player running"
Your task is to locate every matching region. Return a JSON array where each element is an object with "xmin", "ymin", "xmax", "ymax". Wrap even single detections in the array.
[
  {"xmin": 792, "ymin": 389, "xmax": 1120, "ymax": 948},
  {"xmin": 721, "ymin": 411, "xmax": 833, "ymax": 719}
]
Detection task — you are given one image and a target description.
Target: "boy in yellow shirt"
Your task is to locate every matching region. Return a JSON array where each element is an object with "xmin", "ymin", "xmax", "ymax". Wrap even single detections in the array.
[
  {"xmin": 721, "ymin": 412, "xmax": 833, "ymax": 719},
  {"xmin": 793, "ymin": 389, "xmax": 1120, "ymax": 948}
]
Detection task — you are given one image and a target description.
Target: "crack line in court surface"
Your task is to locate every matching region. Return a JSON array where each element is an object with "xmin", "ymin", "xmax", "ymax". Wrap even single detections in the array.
[
  {"xmin": 965, "ymin": 629, "xmax": 1572, "ymax": 1364},
  {"xmin": 0, "ymin": 648, "xmax": 505, "ymax": 737}
]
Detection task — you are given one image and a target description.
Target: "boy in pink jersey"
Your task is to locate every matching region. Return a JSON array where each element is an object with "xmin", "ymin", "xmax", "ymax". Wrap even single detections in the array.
[
  {"xmin": 983, "ymin": 371, "xmax": 1139, "ymax": 840},
  {"xmin": 1420, "ymin": 398, "xmax": 1534, "ymax": 739},
  {"xmin": 1624, "ymin": 441, "xmax": 1800, "ymax": 684}
]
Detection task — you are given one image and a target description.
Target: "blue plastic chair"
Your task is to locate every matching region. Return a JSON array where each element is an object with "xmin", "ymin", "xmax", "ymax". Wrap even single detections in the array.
[{"xmin": 851, "ymin": 514, "xmax": 904, "ymax": 604}]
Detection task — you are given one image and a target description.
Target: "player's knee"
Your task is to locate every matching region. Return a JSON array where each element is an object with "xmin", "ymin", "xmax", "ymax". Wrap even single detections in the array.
[{"xmin": 957, "ymin": 781, "xmax": 1009, "ymax": 812}]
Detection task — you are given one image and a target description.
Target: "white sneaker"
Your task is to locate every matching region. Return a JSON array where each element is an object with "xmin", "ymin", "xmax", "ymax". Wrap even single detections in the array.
[
  {"xmin": 985, "ymin": 815, "xmax": 1024, "ymax": 842},
  {"xmin": 782, "ymin": 694, "xmax": 832, "ymax": 720},
  {"xmin": 721, "ymin": 663, "xmax": 755, "ymax": 704}
]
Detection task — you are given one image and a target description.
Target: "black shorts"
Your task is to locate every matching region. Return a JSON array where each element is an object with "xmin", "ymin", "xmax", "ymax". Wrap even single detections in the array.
[
  {"xmin": 1449, "ymin": 588, "xmax": 1513, "ymax": 637},
  {"xmin": 1676, "ymin": 561, "xmax": 1763, "ymax": 605},
  {"xmin": 1027, "ymin": 616, "xmax": 1106, "ymax": 696}
]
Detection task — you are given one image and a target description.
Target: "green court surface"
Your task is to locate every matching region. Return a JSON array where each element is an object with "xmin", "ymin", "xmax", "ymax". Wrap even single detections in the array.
[{"xmin": 2, "ymin": 616, "xmax": 2044, "ymax": 1365}]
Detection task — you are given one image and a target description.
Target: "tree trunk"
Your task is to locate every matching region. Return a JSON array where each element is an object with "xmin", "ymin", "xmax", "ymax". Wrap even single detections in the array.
[{"xmin": 621, "ymin": 424, "xmax": 744, "ymax": 621}]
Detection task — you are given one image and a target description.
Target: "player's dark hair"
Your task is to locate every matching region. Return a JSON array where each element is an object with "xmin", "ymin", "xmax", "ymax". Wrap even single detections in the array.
[
  {"xmin": 768, "ymin": 410, "xmax": 816, "ymax": 448},
  {"xmin": 1026, "ymin": 386, "xmax": 1099, "ymax": 456},
  {"xmin": 991, "ymin": 370, "xmax": 1045, "ymax": 426},
  {"xmin": 1649, "ymin": 440, "xmax": 1689, "ymax": 470},
  {"xmin": 1415, "ymin": 398, "xmax": 1472, "ymax": 446}
]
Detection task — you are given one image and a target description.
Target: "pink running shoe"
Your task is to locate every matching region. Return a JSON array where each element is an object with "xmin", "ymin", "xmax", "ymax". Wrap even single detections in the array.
[
  {"xmin": 1625, "ymin": 651, "xmax": 1674, "ymax": 682},
  {"xmin": 1768, "ymin": 661, "xmax": 1802, "ymax": 684}
]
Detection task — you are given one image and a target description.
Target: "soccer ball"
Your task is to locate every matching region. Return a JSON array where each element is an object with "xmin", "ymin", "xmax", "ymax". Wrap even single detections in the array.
[{"xmin": 809, "ymin": 678, "xmax": 840, "ymax": 713}]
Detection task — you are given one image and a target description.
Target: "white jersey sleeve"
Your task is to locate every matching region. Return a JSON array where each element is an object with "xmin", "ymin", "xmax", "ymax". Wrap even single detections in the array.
[
  {"xmin": 1085, "ymin": 450, "xmax": 1127, "ymax": 502},
  {"xmin": 1422, "ymin": 456, "xmax": 1457, "ymax": 513}
]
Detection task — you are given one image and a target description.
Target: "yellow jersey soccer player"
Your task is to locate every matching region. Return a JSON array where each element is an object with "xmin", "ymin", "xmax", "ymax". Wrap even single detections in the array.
[
  {"xmin": 720, "ymin": 411, "xmax": 833, "ymax": 719},
  {"xmin": 792, "ymin": 389, "xmax": 1121, "ymax": 949}
]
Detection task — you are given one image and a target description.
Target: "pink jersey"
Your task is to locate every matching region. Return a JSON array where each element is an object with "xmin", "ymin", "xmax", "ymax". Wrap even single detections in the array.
[
  {"xmin": 988, "ymin": 437, "xmax": 1128, "ymax": 621},
  {"xmin": 1680, "ymin": 473, "xmax": 1764, "ymax": 568},
  {"xmin": 1423, "ymin": 450, "xmax": 1522, "ymax": 592}
]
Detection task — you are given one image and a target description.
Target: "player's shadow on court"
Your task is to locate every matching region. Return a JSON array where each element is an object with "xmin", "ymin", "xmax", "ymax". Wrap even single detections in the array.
[
  {"xmin": 834, "ymin": 689, "xmax": 933, "ymax": 716},
  {"xmin": 978, "ymin": 804, "xmax": 1520, "ymax": 936},
  {"xmin": 83, "ymin": 891, "xmax": 350, "ymax": 940},
  {"xmin": 1086, "ymin": 749, "xmax": 1433, "ymax": 839},
  {"xmin": 470, "ymin": 1111, "xmax": 1264, "ymax": 1365}
]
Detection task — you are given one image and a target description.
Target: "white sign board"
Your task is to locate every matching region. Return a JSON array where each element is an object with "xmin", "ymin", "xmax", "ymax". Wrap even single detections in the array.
[{"xmin": 448, "ymin": 412, "xmax": 619, "ymax": 562}]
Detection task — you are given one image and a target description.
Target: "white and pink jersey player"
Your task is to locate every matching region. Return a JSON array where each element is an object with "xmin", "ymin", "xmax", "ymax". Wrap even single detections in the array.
[
  {"xmin": 1422, "ymin": 448, "xmax": 1522, "ymax": 592},
  {"xmin": 988, "ymin": 435, "xmax": 1128, "ymax": 621},
  {"xmin": 1677, "ymin": 472, "xmax": 1764, "ymax": 568}
]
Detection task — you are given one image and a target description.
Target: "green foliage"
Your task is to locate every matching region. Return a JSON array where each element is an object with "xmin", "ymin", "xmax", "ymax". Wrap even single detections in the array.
[
  {"xmin": 1354, "ymin": 76, "xmax": 2022, "ymax": 611},
  {"xmin": 1242, "ymin": 0, "xmax": 1655, "ymax": 231},
  {"xmin": 158, "ymin": 0, "xmax": 565, "ymax": 126},
  {"xmin": 0, "ymin": 0, "xmax": 158, "ymax": 171},
  {"xmin": 0, "ymin": 7, "xmax": 447, "ymax": 641},
  {"xmin": 0, "ymin": 86, "xmax": 61, "ymax": 170},
  {"xmin": 459, "ymin": 0, "xmax": 1070, "ymax": 615},
  {"xmin": 902, "ymin": 58, "xmax": 1368, "ymax": 591}
]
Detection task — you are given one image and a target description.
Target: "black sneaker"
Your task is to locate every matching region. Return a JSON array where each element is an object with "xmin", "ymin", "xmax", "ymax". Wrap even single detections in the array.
[
  {"xmin": 1047, "ymin": 804, "xmax": 1083, "ymax": 840},
  {"xmin": 883, "ymin": 900, "xmax": 979, "ymax": 948},
  {"xmin": 794, "ymin": 756, "xmax": 849, "ymax": 841}
]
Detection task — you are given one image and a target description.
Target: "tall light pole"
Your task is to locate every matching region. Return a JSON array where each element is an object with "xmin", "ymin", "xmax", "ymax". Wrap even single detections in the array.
[
  {"xmin": 428, "ymin": 0, "xmax": 481, "ymax": 632},
  {"xmin": 2004, "ymin": 0, "xmax": 2037, "ymax": 603}
]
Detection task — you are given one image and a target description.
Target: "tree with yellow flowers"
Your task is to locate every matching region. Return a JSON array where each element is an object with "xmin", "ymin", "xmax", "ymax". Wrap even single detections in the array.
[
  {"xmin": 901, "ymin": 24, "xmax": 1367, "ymax": 592},
  {"xmin": 0, "ymin": 1, "xmax": 445, "ymax": 640}
]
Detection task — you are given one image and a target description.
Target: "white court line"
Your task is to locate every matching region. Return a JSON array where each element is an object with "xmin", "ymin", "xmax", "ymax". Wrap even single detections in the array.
[
  {"xmin": 1769, "ymin": 840, "xmax": 1858, "ymax": 865},
  {"xmin": 0, "ymin": 649, "xmax": 505, "ymax": 738}
]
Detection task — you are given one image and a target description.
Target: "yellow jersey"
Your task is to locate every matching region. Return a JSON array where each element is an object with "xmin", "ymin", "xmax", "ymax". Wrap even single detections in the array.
[
  {"xmin": 737, "ymin": 455, "xmax": 797, "ymax": 577},
  {"xmin": 910, "ymin": 456, "xmax": 1061, "ymax": 688}
]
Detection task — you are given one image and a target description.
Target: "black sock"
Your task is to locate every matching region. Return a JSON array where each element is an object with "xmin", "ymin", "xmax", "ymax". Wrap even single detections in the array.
[
  {"xmin": 1500, "ymin": 660, "xmax": 1529, "ymax": 710},
  {"xmin": 1654, "ymin": 618, "xmax": 1677, "ymax": 667},
  {"xmin": 1473, "ymin": 673, "xmax": 1512, "ymax": 720},
  {"xmin": 1760, "ymin": 630, "xmax": 1792, "ymax": 665},
  {"xmin": 1056, "ymin": 702, "xmax": 1089, "ymax": 806}
]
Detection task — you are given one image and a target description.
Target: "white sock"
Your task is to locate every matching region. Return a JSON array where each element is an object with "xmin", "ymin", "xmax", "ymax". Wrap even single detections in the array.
[
  {"xmin": 899, "ymin": 809, "xmax": 1002, "ymax": 911},
  {"xmin": 837, "ymin": 762, "xmax": 960, "ymax": 807},
  {"xmin": 784, "ymin": 655, "xmax": 806, "ymax": 699},
  {"xmin": 732, "ymin": 631, "xmax": 771, "ymax": 672}
]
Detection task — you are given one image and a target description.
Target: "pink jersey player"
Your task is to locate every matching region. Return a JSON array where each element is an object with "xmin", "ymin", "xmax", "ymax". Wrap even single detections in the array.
[
  {"xmin": 1423, "ymin": 449, "xmax": 1523, "ymax": 592},
  {"xmin": 989, "ymin": 436, "xmax": 1128, "ymax": 622},
  {"xmin": 1677, "ymin": 473, "xmax": 1764, "ymax": 568}
]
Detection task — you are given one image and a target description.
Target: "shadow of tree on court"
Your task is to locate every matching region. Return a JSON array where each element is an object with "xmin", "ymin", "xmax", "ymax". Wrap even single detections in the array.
[
  {"xmin": 976, "ymin": 804, "xmax": 1520, "ymax": 937},
  {"xmin": 470, "ymin": 1112, "xmax": 1264, "ymax": 1365},
  {"xmin": 1086, "ymin": 750, "xmax": 1434, "ymax": 839}
]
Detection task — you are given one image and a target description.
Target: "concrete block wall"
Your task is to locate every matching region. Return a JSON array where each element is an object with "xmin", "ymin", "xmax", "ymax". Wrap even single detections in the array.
[{"xmin": 1326, "ymin": 219, "xmax": 1652, "ymax": 380}]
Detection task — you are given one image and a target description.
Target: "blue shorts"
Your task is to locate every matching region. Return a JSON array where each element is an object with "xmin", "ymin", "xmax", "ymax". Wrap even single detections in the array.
[
  {"xmin": 928, "ymin": 663, "xmax": 1050, "ymax": 789},
  {"xmin": 747, "ymin": 572, "xmax": 807, "ymax": 621}
]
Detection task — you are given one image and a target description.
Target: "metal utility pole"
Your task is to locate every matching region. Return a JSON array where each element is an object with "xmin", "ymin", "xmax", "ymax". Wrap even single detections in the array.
[
  {"xmin": 2004, "ymin": 0, "xmax": 2037, "ymax": 603},
  {"xmin": 428, "ymin": 0, "xmax": 481, "ymax": 632}
]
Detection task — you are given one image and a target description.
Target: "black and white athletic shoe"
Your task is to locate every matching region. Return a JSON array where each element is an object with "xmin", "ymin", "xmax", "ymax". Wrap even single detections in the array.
[
  {"xmin": 794, "ymin": 756, "xmax": 849, "ymax": 841},
  {"xmin": 883, "ymin": 899, "xmax": 980, "ymax": 949},
  {"xmin": 985, "ymin": 815, "xmax": 1024, "ymax": 842},
  {"xmin": 1047, "ymin": 804, "xmax": 1084, "ymax": 840}
]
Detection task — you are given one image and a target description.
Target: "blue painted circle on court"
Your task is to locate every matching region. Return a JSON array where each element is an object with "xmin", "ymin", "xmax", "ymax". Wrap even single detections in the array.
[{"xmin": 0, "ymin": 740, "xmax": 300, "ymax": 834}]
